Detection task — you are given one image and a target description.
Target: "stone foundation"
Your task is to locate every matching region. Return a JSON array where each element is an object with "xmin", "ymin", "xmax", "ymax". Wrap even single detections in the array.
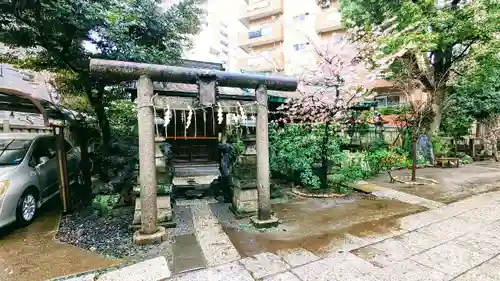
[
  {"xmin": 232, "ymin": 187, "xmax": 258, "ymax": 216},
  {"xmin": 132, "ymin": 195, "xmax": 174, "ymax": 226}
]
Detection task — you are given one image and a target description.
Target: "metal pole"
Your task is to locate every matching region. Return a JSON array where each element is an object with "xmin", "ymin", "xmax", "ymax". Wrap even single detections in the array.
[
  {"xmin": 256, "ymin": 84, "xmax": 271, "ymax": 221},
  {"xmin": 2, "ymin": 120, "xmax": 10, "ymax": 132},
  {"xmin": 55, "ymin": 127, "xmax": 70, "ymax": 213},
  {"xmin": 137, "ymin": 75, "xmax": 158, "ymax": 235}
]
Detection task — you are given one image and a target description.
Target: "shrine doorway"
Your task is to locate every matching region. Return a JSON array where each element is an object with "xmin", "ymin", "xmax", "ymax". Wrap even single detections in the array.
[{"xmin": 164, "ymin": 108, "xmax": 219, "ymax": 164}]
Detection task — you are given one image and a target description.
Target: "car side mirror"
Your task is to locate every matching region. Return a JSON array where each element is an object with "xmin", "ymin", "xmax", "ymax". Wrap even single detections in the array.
[{"xmin": 37, "ymin": 156, "xmax": 50, "ymax": 168}]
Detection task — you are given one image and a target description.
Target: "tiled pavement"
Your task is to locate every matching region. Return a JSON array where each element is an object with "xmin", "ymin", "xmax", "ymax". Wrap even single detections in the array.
[{"xmin": 63, "ymin": 190, "xmax": 500, "ymax": 281}]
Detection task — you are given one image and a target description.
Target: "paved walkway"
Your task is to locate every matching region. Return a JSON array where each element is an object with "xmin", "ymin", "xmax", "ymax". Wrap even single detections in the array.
[
  {"xmin": 0, "ymin": 205, "xmax": 118, "ymax": 281},
  {"xmin": 62, "ymin": 190, "xmax": 500, "ymax": 281}
]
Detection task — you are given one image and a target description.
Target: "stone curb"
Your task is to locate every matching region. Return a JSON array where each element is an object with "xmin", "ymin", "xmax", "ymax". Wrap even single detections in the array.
[{"xmin": 291, "ymin": 188, "xmax": 346, "ymax": 198}]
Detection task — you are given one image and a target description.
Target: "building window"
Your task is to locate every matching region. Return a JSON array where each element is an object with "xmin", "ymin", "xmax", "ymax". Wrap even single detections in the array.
[
  {"xmin": 220, "ymin": 30, "xmax": 228, "ymax": 38},
  {"xmin": 293, "ymin": 43, "xmax": 309, "ymax": 51},
  {"xmin": 293, "ymin": 13, "xmax": 309, "ymax": 21},
  {"xmin": 248, "ymin": 29, "xmax": 262, "ymax": 39},
  {"xmin": 220, "ymin": 40, "xmax": 229, "ymax": 47},
  {"xmin": 247, "ymin": 26, "xmax": 272, "ymax": 39},
  {"xmin": 375, "ymin": 95, "xmax": 401, "ymax": 107}
]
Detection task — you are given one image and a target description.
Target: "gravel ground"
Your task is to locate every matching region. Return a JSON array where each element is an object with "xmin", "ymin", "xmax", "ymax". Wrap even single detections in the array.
[{"xmin": 56, "ymin": 206, "xmax": 173, "ymax": 262}]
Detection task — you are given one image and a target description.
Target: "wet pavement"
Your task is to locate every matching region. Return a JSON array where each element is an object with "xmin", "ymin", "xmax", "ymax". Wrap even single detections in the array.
[
  {"xmin": 222, "ymin": 195, "xmax": 425, "ymax": 257},
  {"xmin": 370, "ymin": 161, "xmax": 500, "ymax": 203},
  {"xmin": 62, "ymin": 189, "xmax": 500, "ymax": 281},
  {"xmin": 8, "ymin": 162, "xmax": 500, "ymax": 280},
  {"xmin": 0, "ymin": 202, "xmax": 119, "ymax": 281}
]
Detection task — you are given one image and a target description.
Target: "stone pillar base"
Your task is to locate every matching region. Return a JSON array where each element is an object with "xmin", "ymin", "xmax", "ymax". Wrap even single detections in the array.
[
  {"xmin": 131, "ymin": 195, "xmax": 176, "ymax": 229},
  {"xmin": 250, "ymin": 215, "xmax": 279, "ymax": 229},
  {"xmin": 133, "ymin": 226, "xmax": 168, "ymax": 245},
  {"xmin": 231, "ymin": 186, "xmax": 258, "ymax": 218}
]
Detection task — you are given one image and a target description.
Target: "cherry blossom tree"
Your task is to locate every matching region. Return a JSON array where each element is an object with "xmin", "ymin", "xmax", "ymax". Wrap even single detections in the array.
[
  {"xmin": 276, "ymin": 32, "xmax": 374, "ymax": 125},
  {"xmin": 272, "ymin": 30, "xmax": 377, "ymax": 189},
  {"xmin": 389, "ymin": 59, "xmax": 432, "ymax": 182}
]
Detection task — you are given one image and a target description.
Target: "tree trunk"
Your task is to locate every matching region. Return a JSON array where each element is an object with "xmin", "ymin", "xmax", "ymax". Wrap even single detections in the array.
[
  {"xmin": 88, "ymin": 92, "xmax": 111, "ymax": 146},
  {"xmin": 321, "ymin": 122, "xmax": 330, "ymax": 190},
  {"xmin": 428, "ymin": 88, "xmax": 447, "ymax": 135},
  {"xmin": 492, "ymin": 136, "xmax": 498, "ymax": 161},
  {"xmin": 411, "ymin": 134, "xmax": 417, "ymax": 182},
  {"xmin": 428, "ymin": 102, "xmax": 442, "ymax": 135},
  {"xmin": 87, "ymin": 88, "xmax": 111, "ymax": 180}
]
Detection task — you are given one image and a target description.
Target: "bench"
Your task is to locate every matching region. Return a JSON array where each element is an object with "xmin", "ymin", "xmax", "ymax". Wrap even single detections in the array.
[{"xmin": 436, "ymin": 157, "xmax": 460, "ymax": 168}]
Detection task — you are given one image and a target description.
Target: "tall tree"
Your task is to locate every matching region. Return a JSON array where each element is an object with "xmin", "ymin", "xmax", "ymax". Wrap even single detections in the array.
[
  {"xmin": 441, "ymin": 39, "xmax": 500, "ymax": 156},
  {"xmin": 0, "ymin": 0, "xmax": 202, "ymax": 147},
  {"xmin": 342, "ymin": 0, "xmax": 500, "ymax": 134}
]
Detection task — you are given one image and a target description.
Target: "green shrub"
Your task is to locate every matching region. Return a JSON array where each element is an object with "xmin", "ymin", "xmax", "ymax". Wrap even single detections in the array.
[
  {"xmin": 378, "ymin": 106, "xmax": 405, "ymax": 116},
  {"xmin": 269, "ymin": 123, "xmax": 346, "ymax": 190},
  {"xmin": 269, "ymin": 123, "xmax": 410, "ymax": 192},
  {"xmin": 91, "ymin": 195, "xmax": 120, "ymax": 217},
  {"xmin": 457, "ymin": 152, "xmax": 473, "ymax": 164},
  {"xmin": 431, "ymin": 135, "xmax": 452, "ymax": 156},
  {"xmin": 365, "ymin": 149, "xmax": 408, "ymax": 176}
]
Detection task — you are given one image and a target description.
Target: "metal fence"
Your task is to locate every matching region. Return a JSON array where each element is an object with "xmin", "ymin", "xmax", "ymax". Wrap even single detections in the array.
[{"xmin": 0, "ymin": 120, "xmax": 52, "ymax": 134}]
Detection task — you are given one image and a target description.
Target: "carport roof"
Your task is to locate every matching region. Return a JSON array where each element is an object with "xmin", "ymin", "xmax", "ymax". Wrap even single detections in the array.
[{"xmin": 0, "ymin": 87, "xmax": 77, "ymax": 127}]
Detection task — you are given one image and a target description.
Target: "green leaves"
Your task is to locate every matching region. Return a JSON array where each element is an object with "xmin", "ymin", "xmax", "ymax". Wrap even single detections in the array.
[
  {"xmin": 0, "ymin": 0, "xmax": 203, "ymax": 83},
  {"xmin": 95, "ymin": 0, "xmax": 202, "ymax": 66},
  {"xmin": 269, "ymin": 124, "xmax": 347, "ymax": 190},
  {"xmin": 441, "ymin": 38, "xmax": 500, "ymax": 136},
  {"xmin": 1, "ymin": 0, "xmax": 203, "ymax": 149},
  {"xmin": 344, "ymin": 0, "xmax": 499, "ymax": 133}
]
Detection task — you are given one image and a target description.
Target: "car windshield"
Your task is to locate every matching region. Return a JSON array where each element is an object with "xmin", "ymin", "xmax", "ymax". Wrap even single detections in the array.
[{"xmin": 0, "ymin": 139, "xmax": 32, "ymax": 166}]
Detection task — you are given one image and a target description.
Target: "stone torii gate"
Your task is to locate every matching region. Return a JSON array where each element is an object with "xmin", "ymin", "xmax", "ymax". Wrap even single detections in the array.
[{"xmin": 89, "ymin": 59, "xmax": 298, "ymax": 244}]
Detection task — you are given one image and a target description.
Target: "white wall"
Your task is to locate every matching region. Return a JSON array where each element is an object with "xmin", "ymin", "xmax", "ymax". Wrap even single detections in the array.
[
  {"xmin": 282, "ymin": 0, "xmax": 320, "ymax": 75},
  {"xmin": 163, "ymin": 0, "xmax": 246, "ymax": 71}
]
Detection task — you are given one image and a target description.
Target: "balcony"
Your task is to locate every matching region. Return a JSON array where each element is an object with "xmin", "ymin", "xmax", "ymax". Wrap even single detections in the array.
[
  {"xmin": 315, "ymin": 7, "xmax": 343, "ymax": 33},
  {"xmin": 238, "ymin": 22, "xmax": 284, "ymax": 51},
  {"xmin": 239, "ymin": 0, "xmax": 284, "ymax": 27},
  {"xmin": 238, "ymin": 49, "xmax": 284, "ymax": 72}
]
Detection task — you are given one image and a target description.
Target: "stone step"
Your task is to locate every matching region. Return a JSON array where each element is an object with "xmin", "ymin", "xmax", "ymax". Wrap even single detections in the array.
[
  {"xmin": 173, "ymin": 176, "xmax": 219, "ymax": 190},
  {"xmin": 174, "ymin": 165, "xmax": 220, "ymax": 178},
  {"xmin": 172, "ymin": 234, "xmax": 207, "ymax": 274},
  {"xmin": 189, "ymin": 200, "xmax": 241, "ymax": 267}
]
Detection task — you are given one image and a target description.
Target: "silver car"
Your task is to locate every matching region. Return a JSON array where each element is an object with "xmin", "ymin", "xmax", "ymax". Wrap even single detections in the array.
[{"xmin": 0, "ymin": 133, "xmax": 81, "ymax": 228}]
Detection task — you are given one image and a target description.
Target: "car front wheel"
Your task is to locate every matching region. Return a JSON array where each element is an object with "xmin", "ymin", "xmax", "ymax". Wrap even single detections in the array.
[{"xmin": 16, "ymin": 189, "xmax": 38, "ymax": 226}]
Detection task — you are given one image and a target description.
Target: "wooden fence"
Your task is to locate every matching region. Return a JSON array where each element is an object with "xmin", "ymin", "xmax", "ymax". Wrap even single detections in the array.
[
  {"xmin": 0, "ymin": 120, "xmax": 53, "ymax": 134},
  {"xmin": 346, "ymin": 126, "xmax": 401, "ymax": 147}
]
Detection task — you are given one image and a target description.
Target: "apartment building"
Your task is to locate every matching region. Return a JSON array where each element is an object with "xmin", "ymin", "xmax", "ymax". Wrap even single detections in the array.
[
  {"xmin": 237, "ymin": 0, "xmax": 409, "ymax": 106},
  {"xmin": 162, "ymin": 0, "xmax": 246, "ymax": 71},
  {"xmin": 237, "ymin": 0, "xmax": 343, "ymax": 74}
]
